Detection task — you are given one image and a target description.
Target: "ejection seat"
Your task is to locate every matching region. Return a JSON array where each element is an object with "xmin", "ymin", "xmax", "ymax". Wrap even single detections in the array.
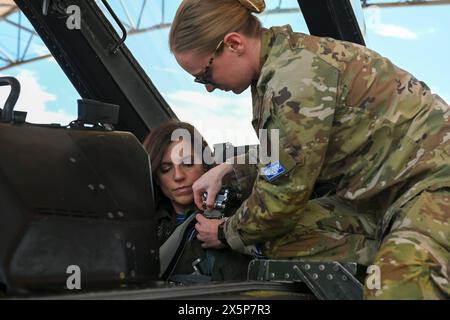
[{"xmin": 0, "ymin": 76, "xmax": 160, "ymax": 296}]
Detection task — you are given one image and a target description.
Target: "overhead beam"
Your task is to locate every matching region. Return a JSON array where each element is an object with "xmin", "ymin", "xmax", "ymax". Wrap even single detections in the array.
[
  {"xmin": 3, "ymin": 17, "xmax": 37, "ymax": 34},
  {"xmin": 0, "ymin": 4, "xmax": 18, "ymax": 19},
  {"xmin": 5, "ymin": 0, "xmax": 449, "ymax": 71},
  {"xmin": 0, "ymin": 54, "xmax": 51, "ymax": 71},
  {"xmin": 362, "ymin": 0, "xmax": 450, "ymax": 8},
  {"xmin": 0, "ymin": 4, "xmax": 306, "ymax": 71}
]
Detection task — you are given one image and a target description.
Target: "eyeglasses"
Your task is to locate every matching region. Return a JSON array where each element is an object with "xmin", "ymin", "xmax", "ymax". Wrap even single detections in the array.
[{"xmin": 194, "ymin": 40, "xmax": 224, "ymax": 86}]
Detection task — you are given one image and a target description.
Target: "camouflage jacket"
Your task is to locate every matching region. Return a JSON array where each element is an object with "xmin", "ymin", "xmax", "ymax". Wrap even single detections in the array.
[{"xmin": 224, "ymin": 25, "xmax": 450, "ymax": 256}]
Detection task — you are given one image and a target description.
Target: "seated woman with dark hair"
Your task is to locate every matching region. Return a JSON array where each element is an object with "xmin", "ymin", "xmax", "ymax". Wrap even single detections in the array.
[{"xmin": 143, "ymin": 121, "xmax": 251, "ymax": 282}]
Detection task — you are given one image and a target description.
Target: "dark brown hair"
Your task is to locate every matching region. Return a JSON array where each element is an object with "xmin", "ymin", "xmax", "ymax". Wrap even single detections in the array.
[{"xmin": 143, "ymin": 121, "xmax": 211, "ymax": 176}]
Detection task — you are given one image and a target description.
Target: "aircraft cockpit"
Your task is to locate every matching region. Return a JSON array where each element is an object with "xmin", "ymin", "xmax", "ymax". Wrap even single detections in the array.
[{"xmin": 0, "ymin": 0, "xmax": 448, "ymax": 300}]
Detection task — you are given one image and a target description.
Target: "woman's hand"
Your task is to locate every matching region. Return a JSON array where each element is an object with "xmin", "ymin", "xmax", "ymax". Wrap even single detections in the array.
[
  {"xmin": 195, "ymin": 214, "xmax": 225, "ymax": 249},
  {"xmin": 192, "ymin": 162, "xmax": 233, "ymax": 211}
]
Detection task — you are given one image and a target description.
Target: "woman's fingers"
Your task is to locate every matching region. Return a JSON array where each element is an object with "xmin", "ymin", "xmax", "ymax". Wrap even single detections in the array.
[
  {"xmin": 192, "ymin": 177, "xmax": 209, "ymax": 209},
  {"xmin": 193, "ymin": 187, "xmax": 204, "ymax": 210},
  {"xmin": 192, "ymin": 169, "xmax": 224, "ymax": 210},
  {"xmin": 196, "ymin": 214, "xmax": 207, "ymax": 224},
  {"xmin": 205, "ymin": 184, "xmax": 221, "ymax": 211},
  {"xmin": 196, "ymin": 216, "xmax": 226, "ymax": 250}
]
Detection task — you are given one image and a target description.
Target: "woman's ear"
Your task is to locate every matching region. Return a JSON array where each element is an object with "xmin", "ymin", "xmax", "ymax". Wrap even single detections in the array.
[{"xmin": 223, "ymin": 32, "xmax": 245, "ymax": 55}]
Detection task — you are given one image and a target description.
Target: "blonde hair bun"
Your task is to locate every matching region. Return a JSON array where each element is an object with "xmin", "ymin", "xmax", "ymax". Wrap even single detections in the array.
[{"xmin": 237, "ymin": 0, "xmax": 266, "ymax": 13}]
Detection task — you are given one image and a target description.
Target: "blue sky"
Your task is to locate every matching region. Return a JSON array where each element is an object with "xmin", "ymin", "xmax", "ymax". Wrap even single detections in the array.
[
  {"xmin": 0, "ymin": 0, "xmax": 449, "ymax": 146},
  {"xmin": 363, "ymin": 4, "xmax": 450, "ymax": 103}
]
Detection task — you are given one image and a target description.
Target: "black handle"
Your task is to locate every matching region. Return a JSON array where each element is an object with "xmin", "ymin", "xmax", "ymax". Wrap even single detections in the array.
[
  {"xmin": 42, "ymin": 0, "xmax": 51, "ymax": 15},
  {"xmin": 0, "ymin": 77, "xmax": 21, "ymax": 122},
  {"xmin": 101, "ymin": 0, "xmax": 128, "ymax": 54}
]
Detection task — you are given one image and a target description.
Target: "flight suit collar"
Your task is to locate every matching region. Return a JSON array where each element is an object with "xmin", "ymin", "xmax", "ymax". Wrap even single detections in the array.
[{"xmin": 157, "ymin": 202, "xmax": 198, "ymax": 221}]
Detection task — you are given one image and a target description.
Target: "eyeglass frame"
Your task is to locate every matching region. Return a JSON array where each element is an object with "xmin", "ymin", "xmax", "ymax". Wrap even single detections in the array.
[{"xmin": 194, "ymin": 40, "xmax": 225, "ymax": 86}]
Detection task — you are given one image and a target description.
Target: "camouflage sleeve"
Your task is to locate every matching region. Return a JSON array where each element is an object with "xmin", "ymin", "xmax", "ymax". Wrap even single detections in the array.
[
  {"xmin": 225, "ymin": 155, "xmax": 258, "ymax": 198},
  {"xmin": 224, "ymin": 55, "xmax": 341, "ymax": 253}
]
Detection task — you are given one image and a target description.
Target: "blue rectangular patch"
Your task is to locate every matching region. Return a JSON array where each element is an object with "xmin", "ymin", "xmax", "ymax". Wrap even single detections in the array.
[{"xmin": 261, "ymin": 161, "xmax": 286, "ymax": 182}]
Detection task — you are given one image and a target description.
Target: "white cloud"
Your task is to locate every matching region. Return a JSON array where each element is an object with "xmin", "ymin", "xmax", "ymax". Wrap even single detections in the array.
[
  {"xmin": 32, "ymin": 44, "xmax": 50, "ymax": 56},
  {"xmin": 167, "ymin": 90, "xmax": 250, "ymax": 115},
  {"xmin": 166, "ymin": 90, "xmax": 259, "ymax": 146},
  {"xmin": 371, "ymin": 24, "xmax": 418, "ymax": 40},
  {"xmin": 0, "ymin": 70, "xmax": 76, "ymax": 125},
  {"xmin": 149, "ymin": 66, "xmax": 181, "ymax": 75},
  {"xmin": 365, "ymin": 7, "xmax": 419, "ymax": 40},
  {"xmin": 30, "ymin": 44, "xmax": 57, "ymax": 64}
]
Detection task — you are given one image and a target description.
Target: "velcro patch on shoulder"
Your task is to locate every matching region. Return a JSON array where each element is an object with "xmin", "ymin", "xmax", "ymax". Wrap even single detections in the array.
[{"xmin": 261, "ymin": 161, "xmax": 287, "ymax": 182}]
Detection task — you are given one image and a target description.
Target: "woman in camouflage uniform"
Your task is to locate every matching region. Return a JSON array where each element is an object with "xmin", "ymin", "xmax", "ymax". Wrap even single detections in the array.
[
  {"xmin": 169, "ymin": 0, "xmax": 450, "ymax": 299},
  {"xmin": 143, "ymin": 121, "xmax": 251, "ymax": 282}
]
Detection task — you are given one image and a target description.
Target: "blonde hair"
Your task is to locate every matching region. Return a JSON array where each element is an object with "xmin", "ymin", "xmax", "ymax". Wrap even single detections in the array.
[{"xmin": 170, "ymin": 0, "xmax": 266, "ymax": 54}]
